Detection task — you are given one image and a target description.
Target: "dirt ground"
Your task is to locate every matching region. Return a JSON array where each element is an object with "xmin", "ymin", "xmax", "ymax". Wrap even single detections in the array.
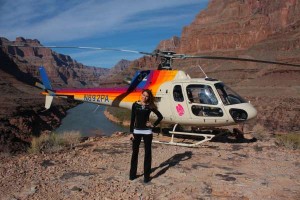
[{"xmin": 0, "ymin": 133, "xmax": 299, "ymax": 200}]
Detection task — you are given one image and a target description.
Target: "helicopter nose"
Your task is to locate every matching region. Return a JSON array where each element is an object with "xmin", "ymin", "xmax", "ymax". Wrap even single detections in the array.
[
  {"xmin": 228, "ymin": 103, "xmax": 257, "ymax": 123},
  {"xmin": 245, "ymin": 103, "xmax": 257, "ymax": 120}
]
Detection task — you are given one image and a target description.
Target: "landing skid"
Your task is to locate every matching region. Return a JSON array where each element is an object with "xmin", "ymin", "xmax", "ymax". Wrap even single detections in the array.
[{"xmin": 153, "ymin": 124, "xmax": 223, "ymax": 147}]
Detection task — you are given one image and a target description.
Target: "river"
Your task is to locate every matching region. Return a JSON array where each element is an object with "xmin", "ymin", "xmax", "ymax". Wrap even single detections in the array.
[{"xmin": 55, "ymin": 103, "xmax": 128, "ymax": 136}]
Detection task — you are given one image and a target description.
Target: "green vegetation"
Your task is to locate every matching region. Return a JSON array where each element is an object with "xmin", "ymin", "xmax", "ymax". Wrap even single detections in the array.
[
  {"xmin": 28, "ymin": 131, "xmax": 81, "ymax": 154},
  {"xmin": 106, "ymin": 107, "xmax": 131, "ymax": 125},
  {"xmin": 276, "ymin": 133, "xmax": 300, "ymax": 150}
]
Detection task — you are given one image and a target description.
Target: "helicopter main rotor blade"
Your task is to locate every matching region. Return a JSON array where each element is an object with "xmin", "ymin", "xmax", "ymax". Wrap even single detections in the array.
[
  {"xmin": 2, "ymin": 44, "xmax": 299, "ymax": 67},
  {"xmin": 179, "ymin": 55, "xmax": 300, "ymax": 67},
  {"xmin": 1, "ymin": 44, "xmax": 153, "ymax": 56}
]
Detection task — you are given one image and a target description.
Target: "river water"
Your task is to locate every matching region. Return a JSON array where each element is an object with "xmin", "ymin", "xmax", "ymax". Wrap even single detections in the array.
[{"xmin": 55, "ymin": 103, "xmax": 128, "ymax": 136}]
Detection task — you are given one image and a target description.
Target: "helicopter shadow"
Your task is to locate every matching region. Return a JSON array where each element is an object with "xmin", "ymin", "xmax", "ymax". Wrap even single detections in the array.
[
  {"xmin": 210, "ymin": 128, "xmax": 258, "ymax": 144},
  {"xmin": 211, "ymin": 135, "xmax": 258, "ymax": 144},
  {"xmin": 150, "ymin": 151, "xmax": 192, "ymax": 180}
]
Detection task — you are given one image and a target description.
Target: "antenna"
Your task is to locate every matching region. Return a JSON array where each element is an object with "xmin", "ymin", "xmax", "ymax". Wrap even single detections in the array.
[{"xmin": 198, "ymin": 65, "xmax": 208, "ymax": 78}]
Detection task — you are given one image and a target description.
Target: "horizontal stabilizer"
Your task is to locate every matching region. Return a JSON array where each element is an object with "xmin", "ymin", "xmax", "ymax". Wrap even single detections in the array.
[
  {"xmin": 35, "ymin": 82, "xmax": 46, "ymax": 90},
  {"xmin": 35, "ymin": 82, "xmax": 55, "ymax": 96}
]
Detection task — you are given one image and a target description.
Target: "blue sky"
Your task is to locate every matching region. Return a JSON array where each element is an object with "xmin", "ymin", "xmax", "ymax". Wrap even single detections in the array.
[{"xmin": 0, "ymin": 0, "xmax": 209, "ymax": 68}]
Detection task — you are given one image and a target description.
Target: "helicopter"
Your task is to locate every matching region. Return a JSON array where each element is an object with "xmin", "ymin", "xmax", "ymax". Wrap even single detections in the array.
[{"xmin": 4, "ymin": 44, "xmax": 300, "ymax": 146}]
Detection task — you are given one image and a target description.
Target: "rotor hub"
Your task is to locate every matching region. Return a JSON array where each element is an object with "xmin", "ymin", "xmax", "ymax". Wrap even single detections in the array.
[{"xmin": 154, "ymin": 50, "xmax": 176, "ymax": 70}]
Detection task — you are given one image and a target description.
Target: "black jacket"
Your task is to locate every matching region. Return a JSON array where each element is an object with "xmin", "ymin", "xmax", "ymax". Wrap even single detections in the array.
[{"xmin": 130, "ymin": 102, "xmax": 163, "ymax": 133}]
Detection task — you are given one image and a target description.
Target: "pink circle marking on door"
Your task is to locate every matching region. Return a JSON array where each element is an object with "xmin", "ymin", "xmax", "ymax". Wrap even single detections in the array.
[{"xmin": 176, "ymin": 104, "xmax": 184, "ymax": 116}]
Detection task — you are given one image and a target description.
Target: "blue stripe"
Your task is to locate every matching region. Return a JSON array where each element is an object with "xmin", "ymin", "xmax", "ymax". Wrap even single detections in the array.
[{"xmin": 39, "ymin": 66, "xmax": 52, "ymax": 90}]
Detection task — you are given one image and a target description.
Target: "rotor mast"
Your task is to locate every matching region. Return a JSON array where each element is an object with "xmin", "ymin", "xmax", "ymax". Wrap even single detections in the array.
[{"xmin": 153, "ymin": 50, "xmax": 176, "ymax": 70}]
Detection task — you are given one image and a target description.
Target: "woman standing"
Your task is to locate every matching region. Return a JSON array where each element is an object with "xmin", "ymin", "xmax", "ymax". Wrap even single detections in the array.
[{"xmin": 129, "ymin": 89, "xmax": 163, "ymax": 183}]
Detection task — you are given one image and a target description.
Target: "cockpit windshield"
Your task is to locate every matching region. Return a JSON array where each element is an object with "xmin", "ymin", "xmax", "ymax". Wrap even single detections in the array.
[{"xmin": 215, "ymin": 83, "xmax": 247, "ymax": 105}]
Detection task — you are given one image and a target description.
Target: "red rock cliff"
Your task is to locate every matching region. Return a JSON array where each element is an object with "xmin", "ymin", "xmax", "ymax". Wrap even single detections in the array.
[
  {"xmin": 178, "ymin": 0, "xmax": 300, "ymax": 54},
  {"xmin": 0, "ymin": 37, "xmax": 110, "ymax": 88}
]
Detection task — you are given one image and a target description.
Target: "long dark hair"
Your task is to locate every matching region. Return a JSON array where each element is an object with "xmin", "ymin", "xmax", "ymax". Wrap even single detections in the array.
[{"xmin": 142, "ymin": 89, "xmax": 157, "ymax": 110}]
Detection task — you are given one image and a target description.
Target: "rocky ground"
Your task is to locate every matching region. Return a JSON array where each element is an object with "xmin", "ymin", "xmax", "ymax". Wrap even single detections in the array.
[{"xmin": 0, "ymin": 133, "xmax": 299, "ymax": 200}]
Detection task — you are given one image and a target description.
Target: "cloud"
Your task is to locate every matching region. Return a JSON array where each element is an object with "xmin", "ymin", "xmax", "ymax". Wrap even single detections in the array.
[
  {"xmin": 0, "ymin": 0, "xmax": 209, "ymax": 67},
  {"xmin": 0, "ymin": 0, "xmax": 206, "ymax": 42}
]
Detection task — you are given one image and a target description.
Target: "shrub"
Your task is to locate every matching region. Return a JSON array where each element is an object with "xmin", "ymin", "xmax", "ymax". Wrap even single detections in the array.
[
  {"xmin": 60, "ymin": 131, "xmax": 81, "ymax": 147},
  {"xmin": 276, "ymin": 133, "xmax": 300, "ymax": 150},
  {"xmin": 106, "ymin": 107, "xmax": 131, "ymax": 123},
  {"xmin": 253, "ymin": 145, "xmax": 263, "ymax": 152},
  {"xmin": 28, "ymin": 131, "xmax": 81, "ymax": 154}
]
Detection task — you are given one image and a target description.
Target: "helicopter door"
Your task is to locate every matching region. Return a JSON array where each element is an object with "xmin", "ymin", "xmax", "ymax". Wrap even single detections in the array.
[
  {"xmin": 170, "ymin": 84, "xmax": 191, "ymax": 121},
  {"xmin": 184, "ymin": 84, "xmax": 228, "ymax": 125}
]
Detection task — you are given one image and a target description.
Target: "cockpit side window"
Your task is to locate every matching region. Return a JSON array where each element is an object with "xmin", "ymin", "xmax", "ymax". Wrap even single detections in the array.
[
  {"xmin": 186, "ymin": 84, "xmax": 218, "ymax": 105},
  {"xmin": 215, "ymin": 83, "xmax": 247, "ymax": 105},
  {"xmin": 173, "ymin": 85, "xmax": 184, "ymax": 102}
]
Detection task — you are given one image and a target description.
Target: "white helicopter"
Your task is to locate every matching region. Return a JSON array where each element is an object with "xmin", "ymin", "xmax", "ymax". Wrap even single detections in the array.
[{"xmin": 4, "ymin": 45, "xmax": 300, "ymax": 146}]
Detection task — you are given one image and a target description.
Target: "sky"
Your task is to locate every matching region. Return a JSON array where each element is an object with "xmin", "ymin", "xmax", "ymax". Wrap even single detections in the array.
[{"xmin": 0, "ymin": 0, "xmax": 209, "ymax": 68}]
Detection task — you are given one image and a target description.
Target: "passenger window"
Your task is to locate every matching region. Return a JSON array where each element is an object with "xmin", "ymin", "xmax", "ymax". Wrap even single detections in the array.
[
  {"xmin": 173, "ymin": 85, "xmax": 184, "ymax": 102},
  {"xmin": 191, "ymin": 105, "xmax": 223, "ymax": 117},
  {"xmin": 186, "ymin": 84, "xmax": 218, "ymax": 105}
]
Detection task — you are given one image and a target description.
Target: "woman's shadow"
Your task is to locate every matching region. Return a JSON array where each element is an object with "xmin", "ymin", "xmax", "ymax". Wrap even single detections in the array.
[{"xmin": 151, "ymin": 151, "xmax": 192, "ymax": 180}]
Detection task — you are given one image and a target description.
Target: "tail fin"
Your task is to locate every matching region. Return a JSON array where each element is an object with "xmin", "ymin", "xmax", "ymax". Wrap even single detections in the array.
[
  {"xmin": 37, "ymin": 66, "xmax": 54, "ymax": 109},
  {"xmin": 39, "ymin": 66, "xmax": 52, "ymax": 90}
]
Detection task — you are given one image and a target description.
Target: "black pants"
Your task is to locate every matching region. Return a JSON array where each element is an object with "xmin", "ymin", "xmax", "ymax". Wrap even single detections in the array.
[{"xmin": 130, "ymin": 133, "xmax": 153, "ymax": 179}]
